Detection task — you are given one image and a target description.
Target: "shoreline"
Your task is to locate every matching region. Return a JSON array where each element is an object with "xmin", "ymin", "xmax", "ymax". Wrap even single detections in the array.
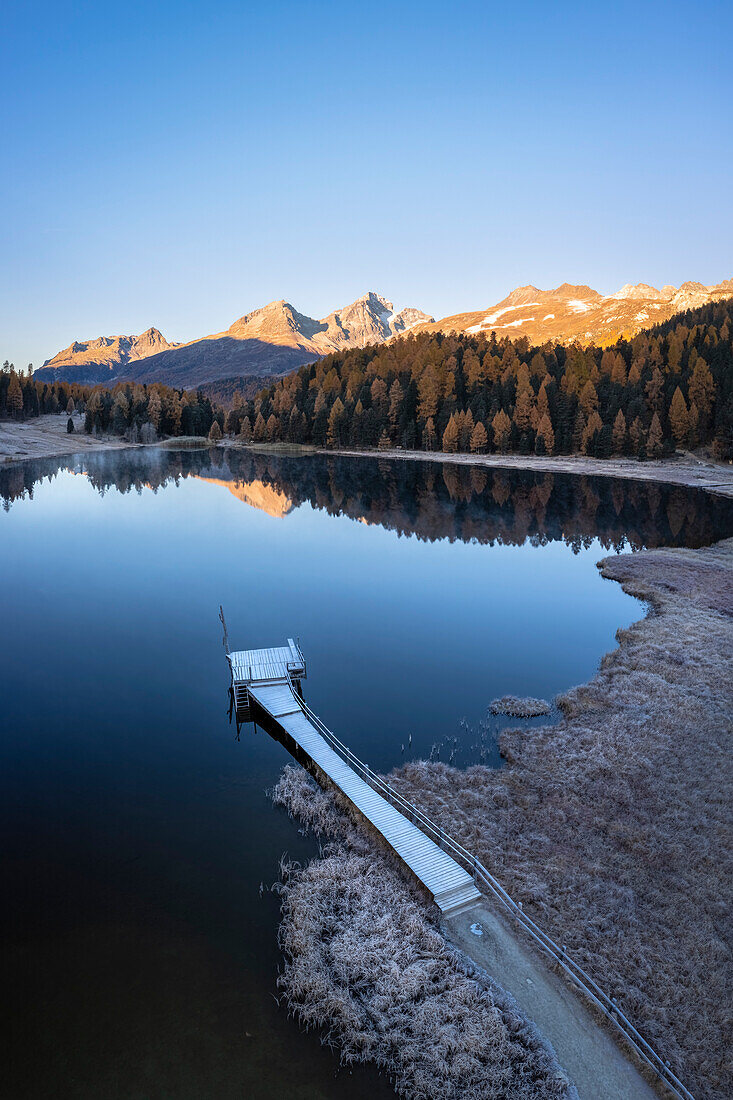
[
  {"xmin": 0, "ymin": 417, "xmax": 212, "ymax": 469},
  {"xmin": 0, "ymin": 414, "xmax": 134, "ymax": 466},
  {"xmin": 4, "ymin": 417, "xmax": 733, "ymax": 501},
  {"xmin": 274, "ymin": 536, "xmax": 733, "ymax": 1098},
  {"xmin": 387, "ymin": 536, "xmax": 732, "ymax": 1099},
  {"xmin": 317, "ymin": 444, "xmax": 733, "ymax": 499}
]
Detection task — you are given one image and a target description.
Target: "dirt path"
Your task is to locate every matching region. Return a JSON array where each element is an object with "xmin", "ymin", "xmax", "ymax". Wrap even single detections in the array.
[
  {"xmin": 446, "ymin": 904, "xmax": 657, "ymax": 1100},
  {"xmin": 0, "ymin": 414, "xmax": 130, "ymax": 465},
  {"xmin": 324, "ymin": 444, "xmax": 733, "ymax": 499}
]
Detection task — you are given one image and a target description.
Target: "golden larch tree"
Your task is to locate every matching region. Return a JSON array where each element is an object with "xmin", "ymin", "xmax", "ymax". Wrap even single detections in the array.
[
  {"xmin": 442, "ymin": 413, "xmax": 460, "ymax": 453},
  {"xmin": 669, "ymin": 387, "xmax": 690, "ymax": 447},
  {"xmin": 470, "ymin": 421, "xmax": 488, "ymax": 453},
  {"xmin": 612, "ymin": 409, "xmax": 627, "ymax": 454},
  {"xmin": 491, "ymin": 408, "xmax": 512, "ymax": 453}
]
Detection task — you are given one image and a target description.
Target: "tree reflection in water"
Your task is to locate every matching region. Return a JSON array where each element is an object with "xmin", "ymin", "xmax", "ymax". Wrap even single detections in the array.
[{"xmin": 2, "ymin": 447, "xmax": 732, "ymax": 551}]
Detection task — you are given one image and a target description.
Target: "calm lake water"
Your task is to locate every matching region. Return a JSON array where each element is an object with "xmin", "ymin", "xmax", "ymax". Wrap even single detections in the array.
[{"xmin": 2, "ymin": 448, "xmax": 731, "ymax": 1099}]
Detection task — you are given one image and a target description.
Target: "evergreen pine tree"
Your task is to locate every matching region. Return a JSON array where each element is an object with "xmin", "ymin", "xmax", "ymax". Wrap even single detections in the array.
[
  {"xmin": 572, "ymin": 409, "xmax": 586, "ymax": 452},
  {"xmin": 647, "ymin": 412, "xmax": 664, "ymax": 457},
  {"xmin": 513, "ymin": 385, "xmax": 534, "ymax": 431},
  {"xmin": 6, "ymin": 372, "xmax": 22, "ymax": 418},
  {"xmin": 327, "ymin": 398, "xmax": 346, "ymax": 447},
  {"xmin": 535, "ymin": 412, "xmax": 555, "ymax": 455},
  {"xmin": 612, "ymin": 409, "xmax": 627, "ymax": 454},
  {"xmin": 147, "ymin": 388, "xmax": 162, "ymax": 430},
  {"xmin": 630, "ymin": 416, "xmax": 646, "ymax": 457},
  {"xmin": 388, "ymin": 379, "xmax": 404, "ymax": 427},
  {"xmin": 460, "ymin": 409, "xmax": 474, "ymax": 451},
  {"xmin": 581, "ymin": 410, "xmax": 603, "ymax": 454},
  {"xmin": 689, "ymin": 357, "xmax": 715, "ymax": 429},
  {"xmin": 112, "ymin": 391, "xmax": 130, "ymax": 434},
  {"xmin": 579, "ymin": 379, "xmax": 599, "ymax": 416}
]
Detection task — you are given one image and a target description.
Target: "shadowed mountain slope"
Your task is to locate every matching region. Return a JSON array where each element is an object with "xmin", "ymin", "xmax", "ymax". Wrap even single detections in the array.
[
  {"xmin": 38, "ymin": 328, "xmax": 177, "ymax": 386},
  {"xmin": 36, "ymin": 293, "xmax": 433, "ymax": 389}
]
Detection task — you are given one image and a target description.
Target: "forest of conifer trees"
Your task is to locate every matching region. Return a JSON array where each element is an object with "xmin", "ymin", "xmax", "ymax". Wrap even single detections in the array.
[
  {"xmin": 230, "ymin": 300, "xmax": 733, "ymax": 461},
  {"xmin": 0, "ymin": 366, "xmax": 221, "ymax": 440},
  {"xmin": 4, "ymin": 301, "xmax": 732, "ymax": 463}
]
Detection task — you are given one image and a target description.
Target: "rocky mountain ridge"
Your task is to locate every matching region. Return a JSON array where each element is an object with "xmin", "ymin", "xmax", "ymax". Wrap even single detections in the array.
[
  {"xmin": 36, "ymin": 293, "xmax": 433, "ymax": 388},
  {"xmin": 411, "ymin": 278, "xmax": 733, "ymax": 346},
  {"xmin": 41, "ymin": 328, "xmax": 176, "ymax": 381},
  {"xmin": 35, "ymin": 278, "xmax": 732, "ymax": 390}
]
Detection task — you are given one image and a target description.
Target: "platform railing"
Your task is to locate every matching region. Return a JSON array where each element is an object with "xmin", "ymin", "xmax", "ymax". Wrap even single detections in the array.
[{"xmin": 289, "ymin": 681, "xmax": 694, "ymax": 1100}]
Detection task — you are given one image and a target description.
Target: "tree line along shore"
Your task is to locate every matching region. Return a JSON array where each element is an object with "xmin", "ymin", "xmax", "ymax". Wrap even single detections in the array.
[
  {"xmin": 231, "ymin": 299, "xmax": 733, "ymax": 460},
  {"xmin": 2, "ymin": 299, "xmax": 732, "ymax": 465}
]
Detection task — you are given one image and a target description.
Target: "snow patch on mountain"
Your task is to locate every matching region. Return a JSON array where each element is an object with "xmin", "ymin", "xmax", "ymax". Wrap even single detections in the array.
[{"xmin": 482, "ymin": 303, "xmax": 539, "ymax": 326}]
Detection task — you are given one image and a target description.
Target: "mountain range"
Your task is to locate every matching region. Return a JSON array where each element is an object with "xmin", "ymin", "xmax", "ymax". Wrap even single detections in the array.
[
  {"xmin": 36, "ymin": 278, "xmax": 733, "ymax": 390},
  {"xmin": 410, "ymin": 278, "xmax": 733, "ymax": 346},
  {"xmin": 41, "ymin": 328, "xmax": 178, "ymax": 380},
  {"xmin": 36, "ymin": 293, "xmax": 433, "ymax": 389}
]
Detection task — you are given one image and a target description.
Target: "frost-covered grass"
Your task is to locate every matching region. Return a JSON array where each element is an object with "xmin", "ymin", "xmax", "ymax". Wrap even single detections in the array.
[
  {"xmin": 489, "ymin": 695, "xmax": 552, "ymax": 718},
  {"xmin": 272, "ymin": 765, "xmax": 574, "ymax": 1100},
  {"xmin": 389, "ymin": 539, "xmax": 733, "ymax": 1100}
]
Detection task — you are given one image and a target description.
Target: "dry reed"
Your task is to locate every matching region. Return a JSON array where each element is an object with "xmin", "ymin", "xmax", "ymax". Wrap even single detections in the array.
[
  {"xmin": 489, "ymin": 696, "xmax": 552, "ymax": 718},
  {"xmin": 389, "ymin": 539, "xmax": 733, "ymax": 1100},
  {"xmin": 272, "ymin": 765, "xmax": 575, "ymax": 1099}
]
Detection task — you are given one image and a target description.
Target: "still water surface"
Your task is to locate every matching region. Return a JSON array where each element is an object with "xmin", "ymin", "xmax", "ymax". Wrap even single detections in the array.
[{"xmin": 3, "ymin": 449, "xmax": 731, "ymax": 1098}]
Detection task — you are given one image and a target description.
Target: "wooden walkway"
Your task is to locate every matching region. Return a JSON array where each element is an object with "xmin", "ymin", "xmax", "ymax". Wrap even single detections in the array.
[
  {"xmin": 222, "ymin": 630, "xmax": 695, "ymax": 1100},
  {"xmin": 226, "ymin": 641, "xmax": 481, "ymax": 917}
]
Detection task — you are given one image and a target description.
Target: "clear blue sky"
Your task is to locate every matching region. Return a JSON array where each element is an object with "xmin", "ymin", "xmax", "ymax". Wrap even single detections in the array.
[{"xmin": 2, "ymin": 0, "xmax": 732, "ymax": 369}]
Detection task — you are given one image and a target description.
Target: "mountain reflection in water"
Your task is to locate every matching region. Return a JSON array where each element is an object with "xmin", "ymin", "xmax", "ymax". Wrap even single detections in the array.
[{"xmin": 3, "ymin": 446, "xmax": 732, "ymax": 550}]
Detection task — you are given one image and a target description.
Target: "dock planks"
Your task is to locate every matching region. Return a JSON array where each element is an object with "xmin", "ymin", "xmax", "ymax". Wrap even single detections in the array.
[{"xmin": 248, "ymin": 680, "xmax": 481, "ymax": 917}]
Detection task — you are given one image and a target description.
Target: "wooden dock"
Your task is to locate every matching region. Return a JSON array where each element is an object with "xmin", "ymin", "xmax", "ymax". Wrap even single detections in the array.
[
  {"xmin": 221, "ymin": 625, "xmax": 697, "ymax": 1100},
  {"xmin": 226, "ymin": 640, "xmax": 481, "ymax": 917}
]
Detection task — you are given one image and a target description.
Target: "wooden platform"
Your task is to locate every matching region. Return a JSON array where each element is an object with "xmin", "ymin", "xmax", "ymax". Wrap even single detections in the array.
[
  {"xmin": 226, "ymin": 642, "xmax": 480, "ymax": 917},
  {"xmin": 228, "ymin": 640, "xmax": 305, "ymax": 724},
  {"xmin": 250, "ymin": 682, "xmax": 481, "ymax": 916},
  {"xmin": 229, "ymin": 639, "xmax": 305, "ymax": 686}
]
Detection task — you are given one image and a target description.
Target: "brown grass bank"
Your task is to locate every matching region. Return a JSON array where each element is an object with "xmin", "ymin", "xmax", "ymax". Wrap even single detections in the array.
[
  {"xmin": 388, "ymin": 538, "xmax": 733, "ymax": 1100},
  {"xmin": 272, "ymin": 766, "xmax": 575, "ymax": 1100}
]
